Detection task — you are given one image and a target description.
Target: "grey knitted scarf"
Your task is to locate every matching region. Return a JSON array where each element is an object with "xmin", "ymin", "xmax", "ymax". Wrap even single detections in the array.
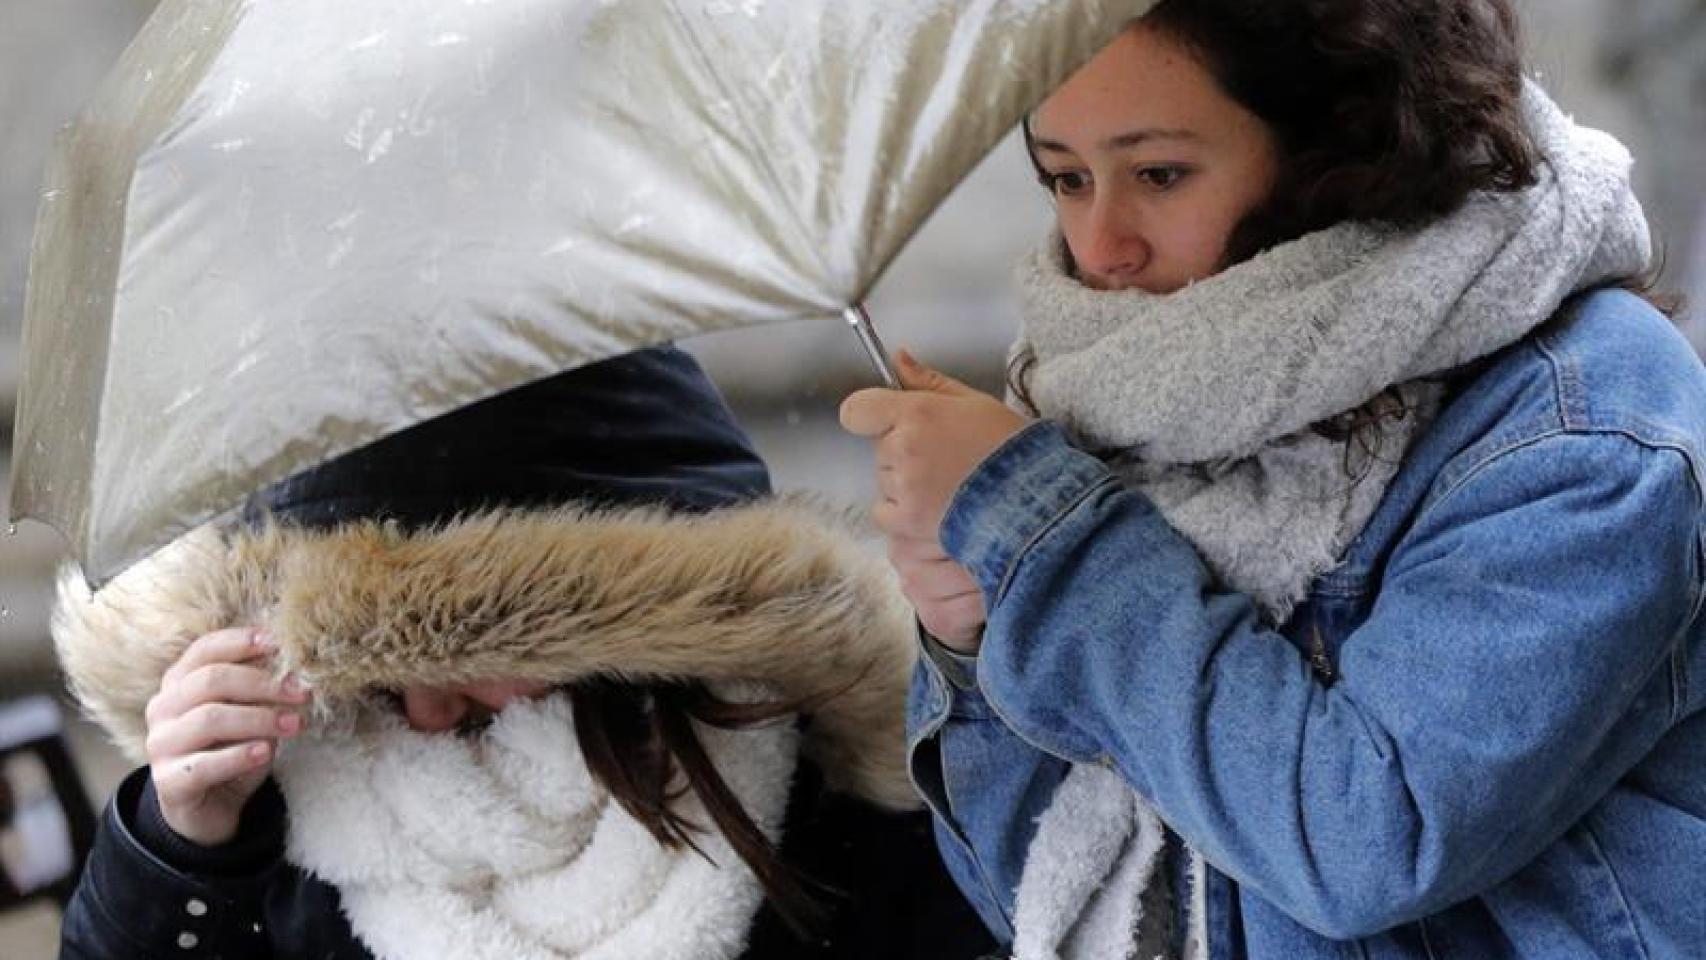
[{"xmin": 1005, "ymin": 83, "xmax": 1652, "ymax": 960}]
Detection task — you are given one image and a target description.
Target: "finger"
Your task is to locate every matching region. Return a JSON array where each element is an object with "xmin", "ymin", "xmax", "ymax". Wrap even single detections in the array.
[
  {"xmin": 897, "ymin": 561, "xmax": 981, "ymax": 605},
  {"xmin": 148, "ymin": 702, "xmax": 304, "ymax": 763},
  {"xmin": 875, "ymin": 464, "xmax": 905, "ymax": 505},
  {"xmin": 154, "ymin": 741, "xmax": 274, "ymax": 808},
  {"xmin": 839, "ymin": 388, "xmax": 903, "ymax": 437},
  {"xmin": 917, "ymin": 594, "xmax": 988, "ymax": 643},
  {"xmin": 873, "ymin": 498, "xmax": 935, "ymax": 540},
  {"xmin": 151, "ymin": 661, "xmax": 308, "ymax": 725},
  {"xmin": 886, "ymin": 536, "xmax": 959, "ymax": 575},
  {"xmin": 904, "ymin": 579, "xmax": 982, "ymax": 610},
  {"xmin": 886, "ymin": 534, "xmax": 953, "ymax": 564},
  {"xmin": 895, "ymin": 349, "xmax": 979, "ymax": 398},
  {"xmin": 163, "ymin": 627, "xmax": 271, "ymax": 686}
]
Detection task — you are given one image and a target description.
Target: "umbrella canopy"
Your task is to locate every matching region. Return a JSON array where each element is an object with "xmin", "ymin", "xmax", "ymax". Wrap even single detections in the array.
[{"xmin": 10, "ymin": 0, "xmax": 1155, "ymax": 586}]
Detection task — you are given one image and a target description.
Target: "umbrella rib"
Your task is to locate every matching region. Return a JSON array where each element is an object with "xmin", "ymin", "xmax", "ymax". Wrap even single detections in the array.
[{"xmin": 659, "ymin": 0, "xmax": 846, "ymax": 307}]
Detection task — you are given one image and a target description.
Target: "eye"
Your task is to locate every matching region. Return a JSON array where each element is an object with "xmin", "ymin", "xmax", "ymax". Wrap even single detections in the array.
[
  {"xmin": 1136, "ymin": 165, "xmax": 1192, "ymax": 191},
  {"xmin": 1040, "ymin": 169, "xmax": 1091, "ymax": 197}
]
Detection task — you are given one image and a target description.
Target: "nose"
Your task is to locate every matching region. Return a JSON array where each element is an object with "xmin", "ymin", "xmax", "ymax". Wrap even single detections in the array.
[
  {"xmin": 1074, "ymin": 194, "xmax": 1148, "ymax": 289},
  {"xmin": 400, "ymin": 680, "xmax": 551, "ymax": 732},
  {"xmin": 400, "ymin": 687, "xmax": 469, "ymax": 733}
]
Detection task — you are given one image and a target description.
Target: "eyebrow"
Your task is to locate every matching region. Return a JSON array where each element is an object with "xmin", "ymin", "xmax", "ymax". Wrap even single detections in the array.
[{"xmin": 1030, "ymin": 128, "xmax": 1202, "ymax": 154}]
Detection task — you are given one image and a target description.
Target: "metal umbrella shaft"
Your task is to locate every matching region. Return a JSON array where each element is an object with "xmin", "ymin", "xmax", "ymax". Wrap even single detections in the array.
[{"xmin": 845, "ymin": 304, "xmax": 901, "ymax": 390}]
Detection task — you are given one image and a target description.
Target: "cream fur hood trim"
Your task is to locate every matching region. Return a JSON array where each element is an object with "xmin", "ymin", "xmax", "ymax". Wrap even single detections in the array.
[{"xmin": 53, "ymin": 497, "xmax": 921, "ymax": 811}]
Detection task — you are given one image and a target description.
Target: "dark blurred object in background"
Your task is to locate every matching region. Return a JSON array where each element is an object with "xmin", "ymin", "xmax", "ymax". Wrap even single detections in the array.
[{"xmin": 0, "ymin": 695, "xmax": 96, "ymax": 910}]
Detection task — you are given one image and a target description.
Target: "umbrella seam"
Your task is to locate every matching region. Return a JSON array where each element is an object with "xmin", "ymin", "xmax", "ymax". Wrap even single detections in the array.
[{"xmin": 660, "ymin": 0, "xmax": 847, "ymax": 308}]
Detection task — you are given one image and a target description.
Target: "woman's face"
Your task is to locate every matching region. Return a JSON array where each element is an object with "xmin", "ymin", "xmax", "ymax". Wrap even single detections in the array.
[
  {"xmin": 1030, "ymin": 23, "xmax": 1281, "ymax": 293},
  {"xmin": 399, "ymin": 679, "xmax": 551, "ymax": 733}
]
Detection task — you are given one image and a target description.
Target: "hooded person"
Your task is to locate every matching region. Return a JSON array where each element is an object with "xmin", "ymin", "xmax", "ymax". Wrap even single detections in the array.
[{"xmin": 53, "ymin": 344, "xmax": 998, "ymax": 960}]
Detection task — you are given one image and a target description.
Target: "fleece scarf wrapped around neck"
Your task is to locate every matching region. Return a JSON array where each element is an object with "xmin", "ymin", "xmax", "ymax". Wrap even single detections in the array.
[
  {"xmin": 1004, "ymin": 82, "xmax": 1652, "ymax": 960},
  {"xmin": 278, "ymin": 689, "xmax": 794, "ymax": 960}
]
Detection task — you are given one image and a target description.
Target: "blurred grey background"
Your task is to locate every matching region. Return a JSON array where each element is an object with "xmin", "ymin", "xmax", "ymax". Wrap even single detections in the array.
[{"xmin": 2, "ymin": 0, "xmax": 1703, "ymax": 951}]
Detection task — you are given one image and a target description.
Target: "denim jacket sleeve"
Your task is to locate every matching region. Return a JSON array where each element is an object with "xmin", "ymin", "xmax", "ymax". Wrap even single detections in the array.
[
  {"xmin": 940, "ymin": 420, "xmax": 1703, "ymax": 940},
  {"xmin": 909, "ymin": 629, "xmax": 1072, "ymax": 942}
]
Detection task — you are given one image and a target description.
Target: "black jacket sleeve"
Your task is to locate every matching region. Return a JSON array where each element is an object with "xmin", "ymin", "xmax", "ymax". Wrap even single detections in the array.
[{"xmin": 58, "ymin": 766, "xmax": 286, "ymax": 960}]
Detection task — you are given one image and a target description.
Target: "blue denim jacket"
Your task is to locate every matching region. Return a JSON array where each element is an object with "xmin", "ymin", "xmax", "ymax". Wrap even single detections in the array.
[{"xmin": 909, "ymin": 290, "xmax": 1706, "ymax": 959}]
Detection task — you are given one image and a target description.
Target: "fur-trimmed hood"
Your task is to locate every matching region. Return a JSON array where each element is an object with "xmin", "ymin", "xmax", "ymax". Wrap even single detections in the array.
[{"xmin": 54, "ymin": 497, "xmax": 921, "ymax": 810}]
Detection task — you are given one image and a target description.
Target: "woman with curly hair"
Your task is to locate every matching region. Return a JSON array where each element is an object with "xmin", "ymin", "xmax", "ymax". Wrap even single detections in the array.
[{"xmin": 842, "ymin": 1, "xmax": 1704, "ymax": 957}]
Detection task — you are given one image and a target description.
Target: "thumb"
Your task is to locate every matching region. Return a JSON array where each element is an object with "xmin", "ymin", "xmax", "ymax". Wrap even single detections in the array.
[
  {"xmin": 839, "ymin": 387, "xmax": 898, "ymax": 437},
  {"xmin": 896, "ymin": 349, "xmax": 977, "ymax": 397}
]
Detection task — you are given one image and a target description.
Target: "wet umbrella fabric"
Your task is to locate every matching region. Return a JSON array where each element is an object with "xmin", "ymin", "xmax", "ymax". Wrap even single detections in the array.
[{"xmin": 10, "ymin": 0, "xmax": 1155, "ymax": 585}]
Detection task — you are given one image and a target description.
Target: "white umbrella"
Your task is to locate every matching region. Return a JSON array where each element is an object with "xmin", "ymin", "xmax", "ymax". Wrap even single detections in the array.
[{"xmin": 10, "ymin": 0, "xmax": 1154, "ymax": 585}]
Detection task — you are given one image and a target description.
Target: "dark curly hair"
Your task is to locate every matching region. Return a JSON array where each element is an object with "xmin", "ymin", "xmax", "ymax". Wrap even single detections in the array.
[
  {"xmin": 1141, "ymin": 0, "xmax": 1538, "ymax": 264},
  {"xmin": 1013, "ymin": 0, "xmax": 1672, "ymax": 457}
]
